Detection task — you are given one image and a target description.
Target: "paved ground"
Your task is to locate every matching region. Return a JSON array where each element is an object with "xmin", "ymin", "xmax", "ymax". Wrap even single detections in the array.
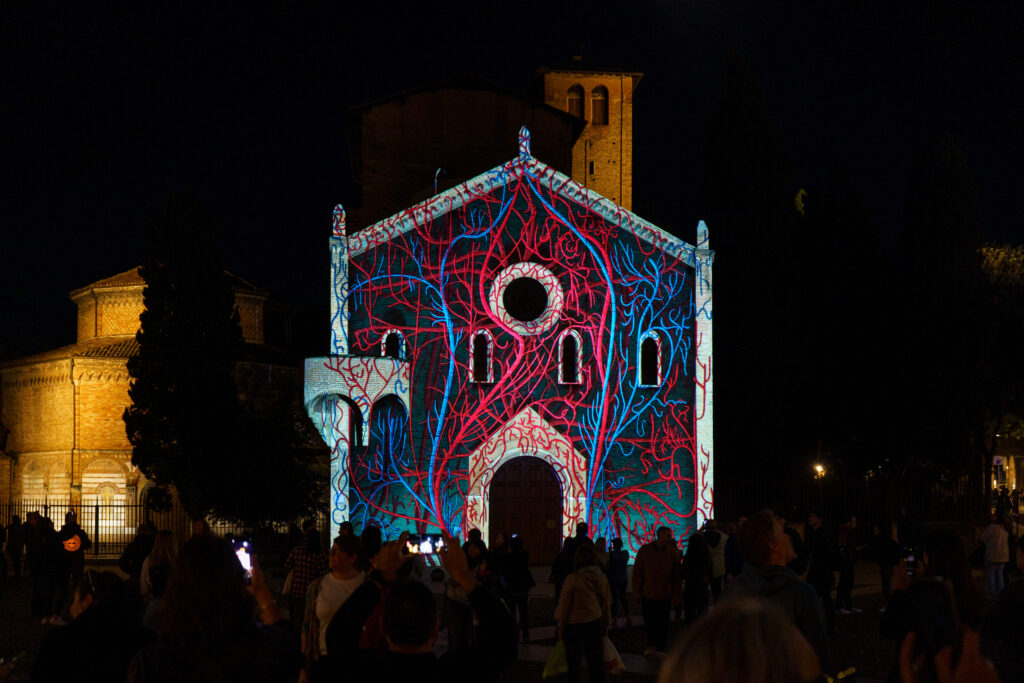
[{"xmin": 0, "ymin": 558, "xmax": 904, "ymax": 682}]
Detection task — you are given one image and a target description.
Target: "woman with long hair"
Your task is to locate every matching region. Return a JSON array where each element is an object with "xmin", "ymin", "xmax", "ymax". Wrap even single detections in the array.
[
  {"xmin": 127, "ymin": 535, "xmax": 301, "ymax": 683},
  {"xmin": 555, "ymin": 544, "xmax": 611, "ymax": 683}
]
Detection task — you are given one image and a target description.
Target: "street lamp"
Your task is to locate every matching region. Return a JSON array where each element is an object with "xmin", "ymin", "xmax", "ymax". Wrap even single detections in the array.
[{"xmin": 813, "ymin": 464, "xmax": 826, "ymax": 511}]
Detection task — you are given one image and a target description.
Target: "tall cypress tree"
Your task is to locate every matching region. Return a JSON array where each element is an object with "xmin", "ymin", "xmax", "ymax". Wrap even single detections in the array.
[{"xmin": 124, "ymin": 192, "xmax": 243, "ymax": 521}]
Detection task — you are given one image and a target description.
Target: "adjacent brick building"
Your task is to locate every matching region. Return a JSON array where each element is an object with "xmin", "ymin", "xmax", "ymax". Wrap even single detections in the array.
[{"xmin": 0, "ymin": 268, "xmax": 300, "ymax": 513}]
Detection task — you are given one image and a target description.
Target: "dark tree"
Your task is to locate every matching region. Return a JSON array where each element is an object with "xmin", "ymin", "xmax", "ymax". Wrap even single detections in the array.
[
  {"xmin": 699, "ymin": 49, "xmax": 803, "ymax": 476},
  {"xmin": 899, "ymin": 134, "xmax": 984, "ymax": 512},
  {"xmin": 124, "ymin": 192, "xmax": 243, "ymax": 521}
]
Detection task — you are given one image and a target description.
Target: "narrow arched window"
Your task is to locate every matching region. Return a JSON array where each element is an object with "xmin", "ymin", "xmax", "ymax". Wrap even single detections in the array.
[
  {"xmin": 472, "ymin": 331, "xmax": 493, "ymax": 383},
  {"xmin": 559, "ymin": 330, "xmax": 582, "ymax": 385},
  {"xmin": 591, "ymin": 85, "xmax": 609, "ymax": 125},
  {"xmin": 382, "ymin": 329, "xmax": 403, "ymax": 359},
  {"xmin": 567, "ymin": 84, "xmax": 584, "ymax": 118},
  {"xmin": 639, "ymin": 333, "xmax": 661, "ymax": 387}
]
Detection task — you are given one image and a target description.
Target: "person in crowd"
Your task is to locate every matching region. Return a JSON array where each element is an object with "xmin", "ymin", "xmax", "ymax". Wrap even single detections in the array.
[
  {"xmin": 723, "ymin": 517, "xmax": 746, "ymax": 582},
  {"xmin": 50, "ymin": 510, "xmax": 92, "ymax": 623},
  {"xmin": 555, "ymin": 544, "xmax": 611, "ymax": 683},
  {"xmin": 299, "ymin": 534, "xmax": 365, "ymax": 683},
  {"xmin": 682, "ymin": 530, "xmax": 712, "ymax": 624},
  {"xmin": 361, "ymin": 526, "xmax": 383, "ymax": 566},
  {"xmin": 897, "ymin": 628, "xmax": 1000, "ymax": 683},
  {"xmin": 551, "ymin": 535, "xmax": 574, "ymax": 603},
  {"xmin": 190, "ymin": 519, "xmax": 211, "ymax": 537},
  {"xmin": 836, "ymin": 515, "xmax": 862, "ymax": 613},
  {"xmin": 338, "ymin": 521, "xmax": 353, "ymax": 536},
  {"xmin": 37, "ymin": 518, "xmax": 61, "ymax": 624},
  {"xmin": 702, "ymin": 520, "xmax": 728, "ymax": 603},
  {"xmin": 487, "ymin": 531, "xmax": 510, "ymax": 600},
  {"xmin": 780, "ymin": 514, "xmax": 808, "ymax": 576},
  {"xmin": 607, "ymin": 538, "xmax": 631, "ymax": 628},
  {"xmin": 633, "ymin": 525, "xmax": 682, "ymax": 656},
  {"xmin": 723, "ymin": 509, "xmax": 828, "ymax": 668},
  {"xmin": 140, "ymin": 530, "xmax": 175, "ymax": 598},
  {"xmin": 126, "ymin": 534, "xmax": 301, "ymax": 683},
  {"xmin": 594, "ymin": 537, "xmax": 610, "ymax": 574},
  {"xmin": 504, "ymin": 534, "xmax": 535, "ymax": 641},
  {"xmin": 140, "ymin": 531, "xmax": 176, "ymax": 631},
  {"xmin": 444, "ymin": 538, "xmax": 486, "ymax": 652},
  {"xmin": 882, "ymin": 528, "xmax": 983, "ymax": 645},
  {"xmin": 981, "ymin": 511, "xmax": 1010, "ymax": 597},
  {"xmin": 462, "ymin": 528, "xmax": 485, "ymax": 553},
  {"xmin": 658, "ymin": 598, "xmax": 824, "ymax": 683},
  {"xmin": 983, "ymin": 542, "xmax": 1024, "ymax": 680},
  {"xmin": 32, "ymin": 570, "xmax": 147, "ymax": 682},
  {"xmin": 283, "ymin": 529, "xmax": 329, "ymax": 629},
  {"xmin": 23, "ymin": 512, "xmax": 48, "ymax": 619},
  {"xmin": 120, "ymin": 522, "xmax": 156, "ymax": 580},
  {"xmin": 6, "ymin": 515, "xmax": 23, "ymax": 580},
  {"xmin": 874, "ymin": 522, "xmax": 903, "ymax": 604},
  {"xmin": 805, "ymin": 511, "xmax": 838, "ymax": 635},
  {"xmin": 376, "ymin": 530, "xmax": 517, "ymax": 680}
]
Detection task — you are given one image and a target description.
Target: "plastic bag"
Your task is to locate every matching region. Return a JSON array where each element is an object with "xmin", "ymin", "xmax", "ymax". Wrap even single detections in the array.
[
  {"xmin": 603, "ymin": 636, "xmax": 626, "ymax": 674},
  {"xmin": 543, "ymin": 640, "xmax": 569, "ymax": 679}
]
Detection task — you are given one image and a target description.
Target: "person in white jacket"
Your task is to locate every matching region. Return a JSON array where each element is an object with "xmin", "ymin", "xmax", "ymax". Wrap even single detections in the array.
[{"xmin": 980, "ymin": 511, "xmax": 1010, "ymax": 596}]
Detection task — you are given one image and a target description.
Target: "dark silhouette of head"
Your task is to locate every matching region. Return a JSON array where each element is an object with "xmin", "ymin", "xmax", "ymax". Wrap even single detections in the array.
[{"xmin": 383, "ymin": 581, "xmax": 438, "ymax": 653}]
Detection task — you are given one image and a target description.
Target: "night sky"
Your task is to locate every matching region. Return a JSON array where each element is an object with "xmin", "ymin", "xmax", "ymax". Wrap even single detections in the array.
[{"xmin": 3, "ymin": 1, "xmax": 1022, "ymax": 354}]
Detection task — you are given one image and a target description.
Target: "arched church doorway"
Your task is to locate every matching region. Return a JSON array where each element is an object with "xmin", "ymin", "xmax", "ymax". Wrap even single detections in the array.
[{"xmin": 489, "ymin": 456, "xmax": 561, "ymax": 564}]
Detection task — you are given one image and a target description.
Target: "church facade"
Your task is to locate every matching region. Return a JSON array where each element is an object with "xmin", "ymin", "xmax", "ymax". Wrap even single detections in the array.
[{"xmin": 305, "ymin": 128, "xmax": 713, "ymax": 557}]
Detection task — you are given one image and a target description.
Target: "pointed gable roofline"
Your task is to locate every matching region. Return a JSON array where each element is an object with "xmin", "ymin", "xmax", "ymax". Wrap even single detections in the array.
[{"xmin": 345, "ymin": 127, "xmax": 703, "ymax": 268}]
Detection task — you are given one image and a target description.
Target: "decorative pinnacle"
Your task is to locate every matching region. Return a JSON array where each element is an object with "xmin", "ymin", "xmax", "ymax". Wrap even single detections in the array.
[
  {"xmin": 332, "ymin": 204, "xmax": 346, "ymax": 236},
  {"xmin": 518, "ymin": 126, "xmax": 531, "ymax": 157}
]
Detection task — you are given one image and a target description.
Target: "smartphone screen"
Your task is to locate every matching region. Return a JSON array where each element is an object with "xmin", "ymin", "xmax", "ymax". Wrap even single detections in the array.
[
  {"xmin": 406, "ymin": 535, "xmax": 445, "ymax": 554},
  {"xmin": 235, "ymin": 542, "xmax": 253, "ymax": 582}
]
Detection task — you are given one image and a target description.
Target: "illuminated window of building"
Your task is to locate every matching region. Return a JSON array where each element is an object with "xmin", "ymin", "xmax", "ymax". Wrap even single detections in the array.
[
  {"xmin": 639, "ymin": 332, "xmax": 661, "ymax": 387},
  {"xmin": 567, "ymin": 85, "xmax": 583, "ymax": 118},
  {"xmin": 559, "ymin": 330, "xmax": 582, "ymax": 384},
  {"xmin": 381, "ymin": 329, "xmax": 404, "ymax": 359},
  {"xmin": 472, "ymin": 331, "xmax": 493, "ymax": 383},
  {"xmin": 591, "ymin": 86, "xmax": 609, "ymax": 125}
]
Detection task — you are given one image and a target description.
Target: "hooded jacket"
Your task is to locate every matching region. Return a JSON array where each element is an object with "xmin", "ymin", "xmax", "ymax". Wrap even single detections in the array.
[{"xmin": 724, "ymin": 563, "xmax": 828, "ymax": 667}]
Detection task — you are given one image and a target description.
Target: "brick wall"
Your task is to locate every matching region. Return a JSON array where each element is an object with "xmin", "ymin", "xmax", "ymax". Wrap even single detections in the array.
[
  {"xmin": 1, "ymin": 360, "xmax": 74, "ymax": 453},
  {"xmin": 96, "ymin": 290, "xmax": 145, "ymax": 338},
  {"xmin": 74, "ymin": 360, "xmax": 132, "ymax": 451}
]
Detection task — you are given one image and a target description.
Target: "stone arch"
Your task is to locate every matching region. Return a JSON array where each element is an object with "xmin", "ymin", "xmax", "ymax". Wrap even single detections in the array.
[{"xmin": 466, "ymin": 407, "xmax": 587, "ymax": 543}]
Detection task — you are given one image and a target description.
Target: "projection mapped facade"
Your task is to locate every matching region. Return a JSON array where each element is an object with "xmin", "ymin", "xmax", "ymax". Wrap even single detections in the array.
[{"xmin": 305, "ymin": 128, "xmax": 714, "ymax": 554}]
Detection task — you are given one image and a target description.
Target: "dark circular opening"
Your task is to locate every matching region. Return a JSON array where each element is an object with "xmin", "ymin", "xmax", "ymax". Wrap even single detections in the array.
[{"xmin": 502, "ymin": 277, "xmax": 548, "ymax": 322}]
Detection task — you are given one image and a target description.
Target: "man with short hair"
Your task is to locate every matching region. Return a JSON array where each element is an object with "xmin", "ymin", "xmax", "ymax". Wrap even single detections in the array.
[
  {"xmin": 724, "ymin": 509, "xmax": 827, "ymax": 667},
  {"xmin": 632, "ymin": 526, "xmax": 681, "ymax": 657}
]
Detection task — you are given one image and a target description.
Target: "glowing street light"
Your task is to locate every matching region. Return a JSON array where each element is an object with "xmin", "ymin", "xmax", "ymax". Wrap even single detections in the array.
[{"xmin": 814, "ymin": 464, "xmax": 826, "ymax": 479}]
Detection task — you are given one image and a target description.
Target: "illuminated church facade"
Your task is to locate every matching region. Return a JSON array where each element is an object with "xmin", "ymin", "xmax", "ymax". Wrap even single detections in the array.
[{"xmin": 305, "ymin": 127, "xmax": 714, "ymax": 559}]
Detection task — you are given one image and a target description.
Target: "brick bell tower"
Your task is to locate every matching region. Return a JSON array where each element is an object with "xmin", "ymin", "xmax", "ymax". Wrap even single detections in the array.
[{"xmin": 538, "ymin": 66, "xmax": 642, "ymax": 211}]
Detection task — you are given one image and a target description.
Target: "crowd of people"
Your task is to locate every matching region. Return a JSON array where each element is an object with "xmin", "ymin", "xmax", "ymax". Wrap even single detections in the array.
[{"xmin": 0, "ymin": 506, "xmax": 1020, "ymax": 682}]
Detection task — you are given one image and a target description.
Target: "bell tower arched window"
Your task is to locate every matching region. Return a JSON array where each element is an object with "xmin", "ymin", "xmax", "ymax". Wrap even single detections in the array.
[
  {"xmin": 591, "ymin": 85, "xmax": 609, "ymax": 125},
  {"xmin": 472, "ymin": 330, "xmax": 493, "ymax": 383},
  {"xmin": 381, "ymin": 329, "xmax": 404, "ymax": 359},
  {"xmin": 559, "ymin": 330, "xmax": 582, "ymax": 385},
  {"xmin": 567, "ymin": 84, "xmax": 583, "ymax": 118},
  {"xmin": 639, "ymin": 332, "xmax": 661, "ymax": 387}
]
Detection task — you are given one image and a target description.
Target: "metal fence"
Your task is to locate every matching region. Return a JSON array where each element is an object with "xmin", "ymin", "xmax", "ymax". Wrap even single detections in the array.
[{"xmin": 0, "ymin": 498, "xmax": 328, "ymax": 559}]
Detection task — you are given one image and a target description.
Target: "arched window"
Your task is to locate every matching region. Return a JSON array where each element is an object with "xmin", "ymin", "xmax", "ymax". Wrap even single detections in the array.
[
  {"xmin": 381, "ymin": 329, "xmax": 404, "ymax": 359},
  {"xmin": 472, "ymin": 331, "xmax": 493, "ymax": 383},
  {"xmin": 639, "ymin": 332, "xmax": 661, "ymax": 387},
  {"xmin": 567, "ymin": 84, "xmax": 584, "ymax": 118},
  {"xmin": 559, "ymin": 330, "xmax": 582, "ymax": 384},
  {"xmin": 591, "ymin": 85, "xmax": 609, "ymax": 125}
]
